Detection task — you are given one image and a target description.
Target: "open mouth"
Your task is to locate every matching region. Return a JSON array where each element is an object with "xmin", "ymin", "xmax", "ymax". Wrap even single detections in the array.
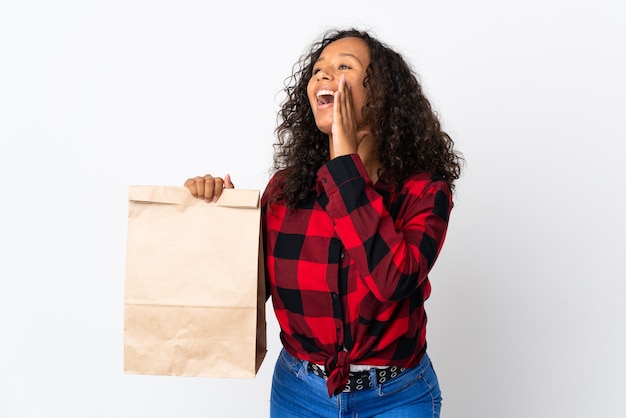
[{"xmin": 316, "ymin": 90, "xmax": 335, "ymax": 105}]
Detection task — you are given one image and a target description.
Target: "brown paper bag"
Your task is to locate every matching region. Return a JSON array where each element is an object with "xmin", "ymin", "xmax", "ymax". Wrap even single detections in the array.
[{"xmin": 123, "ymin": 185, "xmax": 267, "ymax": 378}]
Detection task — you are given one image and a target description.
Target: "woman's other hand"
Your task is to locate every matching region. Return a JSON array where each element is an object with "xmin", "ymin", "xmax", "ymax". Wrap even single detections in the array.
[{"xmin": 184, "ymin": 173, "xmax": 235, "ymax": 202}]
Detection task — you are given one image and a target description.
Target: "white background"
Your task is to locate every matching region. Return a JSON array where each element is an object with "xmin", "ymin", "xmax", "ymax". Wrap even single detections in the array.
[{"xmin": 1, "ymin": 1, "xmax": 624, "ymax": 417}]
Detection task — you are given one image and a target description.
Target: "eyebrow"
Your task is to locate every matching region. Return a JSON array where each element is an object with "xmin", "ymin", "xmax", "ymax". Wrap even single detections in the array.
[{"xmin": 315, "ymin": 52, "xmax": 362, "ymax": 65}]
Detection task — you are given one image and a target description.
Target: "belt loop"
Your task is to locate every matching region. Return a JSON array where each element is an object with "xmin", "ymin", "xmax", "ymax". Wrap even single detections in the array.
[{"xmin": 369, "ymin": 368, "xmax": 378, "ymax": 387}]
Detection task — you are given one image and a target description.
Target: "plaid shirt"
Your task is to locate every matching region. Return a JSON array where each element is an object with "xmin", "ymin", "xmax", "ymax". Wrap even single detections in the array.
[{"xmin": 261, "ymin": 154, "xmax": 453, "ymax": 396}]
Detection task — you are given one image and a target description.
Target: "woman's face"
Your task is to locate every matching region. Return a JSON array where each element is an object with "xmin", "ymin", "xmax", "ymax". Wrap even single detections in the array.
[{"xmin": 307, "ymin": 37, "xmax": 371, "ymax": 135}]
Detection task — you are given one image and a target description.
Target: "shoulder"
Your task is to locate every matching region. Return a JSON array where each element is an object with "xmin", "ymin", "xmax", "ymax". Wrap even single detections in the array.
[
  {"xmin": 261, "ymin": 169, "xmax": 288, "ymax": 203},
  {"xmin": 267, "ymin": 169, "xmax": 289, "ymax": 190},
  {"xmin": 401, "ymin": 173, "xmax": 453, "ymax": 220},
  {"xmin": 402, "ymin": 172, "xmax": 451, "ymax": 198}
]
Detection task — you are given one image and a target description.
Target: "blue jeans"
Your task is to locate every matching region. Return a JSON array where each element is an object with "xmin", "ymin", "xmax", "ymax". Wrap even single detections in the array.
[{"xmin": 270, "ymin": 348, "xmax": 442, "ymax": 418}]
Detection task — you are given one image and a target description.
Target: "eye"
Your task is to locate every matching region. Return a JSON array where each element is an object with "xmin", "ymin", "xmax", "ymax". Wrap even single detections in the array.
[
  {"xmin": 338, "ymin": 64, "xmax": 351, "ymax": 70},
  {"xmin": 312, "ymin": 68, "xmax": 321, "ymax": 75}
]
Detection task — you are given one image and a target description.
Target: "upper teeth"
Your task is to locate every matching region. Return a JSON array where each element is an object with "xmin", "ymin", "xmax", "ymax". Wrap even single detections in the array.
[{"xmin": 316, "ymin": 90, "xmax": 335, "ymax": 97}]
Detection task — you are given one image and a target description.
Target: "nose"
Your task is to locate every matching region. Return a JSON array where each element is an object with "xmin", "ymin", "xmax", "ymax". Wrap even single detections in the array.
[{"xmin": 316, "ymin": 67, "xmax": 333, "ymax": 81}]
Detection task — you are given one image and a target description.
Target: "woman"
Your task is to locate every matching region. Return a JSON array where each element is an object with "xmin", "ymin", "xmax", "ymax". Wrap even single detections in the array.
[{"xmin": 185, "ymin": 28, "xmax": 463, "ymax": 418}]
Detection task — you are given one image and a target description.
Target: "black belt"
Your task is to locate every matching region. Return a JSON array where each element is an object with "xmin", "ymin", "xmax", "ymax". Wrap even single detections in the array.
[{"xmin": 307, "ymin": 363, "xmax": 406, "ymax": 392}]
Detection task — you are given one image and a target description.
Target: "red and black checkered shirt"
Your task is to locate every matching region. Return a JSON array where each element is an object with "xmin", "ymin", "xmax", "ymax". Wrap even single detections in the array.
[{"xmin": 261, "ymin": 154, "xmax": 453, "ymax": 396}]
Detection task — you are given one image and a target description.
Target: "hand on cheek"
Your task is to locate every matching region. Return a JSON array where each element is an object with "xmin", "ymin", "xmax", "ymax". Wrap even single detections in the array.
[
  {"xmin": 330, "ymin": 75, "xmax": 358, "ymax": 157},
  {"xmin": 330, "ymin": 75, "xmax": 370, "ymax": 159}
]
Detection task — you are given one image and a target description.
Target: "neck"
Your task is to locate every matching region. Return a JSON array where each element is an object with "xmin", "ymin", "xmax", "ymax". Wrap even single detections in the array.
[
  {"xmin": 357, "ymin": 135, "xmax": 381, "ymax": 184},
  {"xmin": 327, "ymin": 133, "xmax": 381, "ymax": 184}
]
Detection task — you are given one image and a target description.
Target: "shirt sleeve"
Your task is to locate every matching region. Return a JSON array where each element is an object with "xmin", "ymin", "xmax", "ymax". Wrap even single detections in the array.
[{"xmin": 317, "ymin": 154, "xmax": 452, "ymax": 302}]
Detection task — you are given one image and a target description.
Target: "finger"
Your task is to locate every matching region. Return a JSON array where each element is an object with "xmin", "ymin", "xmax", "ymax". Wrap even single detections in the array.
[
  {"xmin": 195, "ymin": 174, "xmax": 217, "ymax": 202},
  {"xmin": 185, "ymin": 176, "xmax": 208, "ymax": 198},
  {"xmin": 333, "ymin": 81, "xmax": 342, "ymax": 123},
  {"xmin": 224, "ymin": 173, "xmax": 235, "ymax": 189},
  {"xmin": 197, "ymin": 175, "xmax": 212, "ymax": 201},
  {"xmin": 184, "ymin": 177, "xmax": 198, "ymax": 196},
  {"xmin": 332, "ymin": 75, "xmax": 346, "ymax": 138},
  {"xmin": 208, "ymin": 175, "xmax": 225, "ymax": 202},
  {"xmin": 338, "ymin": 75, "xmax": 356, "ymax": 130},
  {"xmin": 342, "ymin": 75, "xmax": 354, "ymax": 119}
]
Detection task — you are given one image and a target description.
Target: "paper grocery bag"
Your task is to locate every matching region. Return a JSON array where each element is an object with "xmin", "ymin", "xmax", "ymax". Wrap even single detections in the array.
[{"xmin": 123, "ymin": 185, "xmax": 267, "ymax": 378}]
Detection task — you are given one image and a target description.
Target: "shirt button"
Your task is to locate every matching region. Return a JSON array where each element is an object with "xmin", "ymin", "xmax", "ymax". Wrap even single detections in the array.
[
  {"xmin": 323, "ymin": 178, "xmax": 327, "ymax": 184},
  {"xmin": 340, "ymin": 252, "xmax": 345, "ymax": 259},
  {"xmin": 332, "ymin": 293, "xmax": 338, "ymax": 299}
]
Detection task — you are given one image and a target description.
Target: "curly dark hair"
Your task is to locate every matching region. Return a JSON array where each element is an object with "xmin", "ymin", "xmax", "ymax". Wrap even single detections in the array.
[{"xmin": 272, "ymin": 28, "xmax": 463, "ymax": 208}]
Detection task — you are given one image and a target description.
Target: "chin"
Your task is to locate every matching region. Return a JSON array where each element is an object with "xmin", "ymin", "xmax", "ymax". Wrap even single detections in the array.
[
  {"xmin": 314, "ymin": 119, "xmax": 333, "ymax": 135},
  {"xmin": 315, "ymin": 125, "xmax": 332, "ymax": 135}
]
